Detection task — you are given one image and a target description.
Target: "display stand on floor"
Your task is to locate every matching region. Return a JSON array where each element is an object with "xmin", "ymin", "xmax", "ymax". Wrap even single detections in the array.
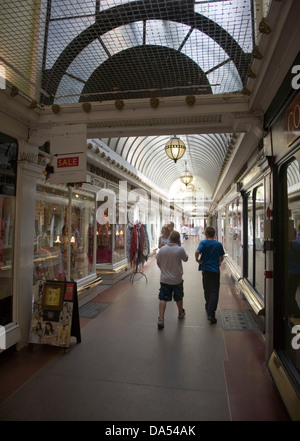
[
  {"xmin": 129, "ymin": 262, "xmax": 148, "ymax": 284},
  {"xmin": 128, "ymin": 221, "xmax": 149, "ymax": 284},
  {"xmin": 29, "ymin": 280, "xmax": 81, "ymax": 353}
]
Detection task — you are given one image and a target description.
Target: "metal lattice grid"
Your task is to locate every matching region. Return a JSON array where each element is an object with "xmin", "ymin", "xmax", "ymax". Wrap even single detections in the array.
[
  {"xmin": 219, "ymin": 309, "xmax": 260, "ymax": 332},
  {"xmin": 0, "ymin": 0, "xmax": 254, "ymax": 104},
  {"xmin": 79, "ymin": 301, "xmax": 111, "ymax": 318}
]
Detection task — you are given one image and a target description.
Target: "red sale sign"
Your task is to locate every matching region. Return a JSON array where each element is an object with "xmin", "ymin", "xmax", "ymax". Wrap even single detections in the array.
[
  {"xmin": 50, "ymin": 124, "xmax": 87, "ymax": 184},
  {"xmin": 57, "ymin": 157, "xmax": 79, "ymax": 168}
]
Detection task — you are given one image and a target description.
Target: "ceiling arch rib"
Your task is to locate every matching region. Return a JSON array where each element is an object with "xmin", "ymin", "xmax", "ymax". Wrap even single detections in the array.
[
  {"xmin": 188, "ymin": 134, "xmax": 230, "ymax": 168},
  {"xmin": 130, "ymin": 137, "xmax": 156, "ymax": 169},
  {"xmin": 147, "ymin": 151, "xmax": 181, "ymax": 189},
  {"xmin": 125, "ymin": 136, "xmax": 149, "ymax": 165},
  {"xmin": 185, "ymin": 134, "xmax": 229, "ymax": 170},
  {"xmin": 42, "ymin": 0, "xmax": 253, "ymax": 104},
  {"xmin": 37, "ymin": 0, "xmax": 254, "ymax": 199},
  {"xmin": 134, "ymin": 137, "xmax": 168, "ymax": 173},
  {"xmin": 103, "ymin": 133, "xmax": 231, "ymax": 194},
  {"xmin": 120, "ymin": 137, "xmax": 134, "ymax": 159}
]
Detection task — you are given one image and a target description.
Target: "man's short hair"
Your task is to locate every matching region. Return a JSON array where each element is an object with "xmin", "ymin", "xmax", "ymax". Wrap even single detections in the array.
[
  {"xmin": 169, "ymin": 230, "xmax": 180, "ymax": 243},
  {"xmin": 205, "ymin": 226, "xmax": 215, "ymax": 238}
]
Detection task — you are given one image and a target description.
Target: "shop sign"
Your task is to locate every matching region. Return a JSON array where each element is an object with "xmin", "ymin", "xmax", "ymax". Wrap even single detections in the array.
[
  {"xmin": 57, "ymin": 156, "xmax": 79, "ymax": 168},
  {"xmin": 284, "ymin": 92, "xmax": 300, "ymax": 147},
  {"xmin": 50, "ymin": 124, "xmax": 86, "ymax": 184}
]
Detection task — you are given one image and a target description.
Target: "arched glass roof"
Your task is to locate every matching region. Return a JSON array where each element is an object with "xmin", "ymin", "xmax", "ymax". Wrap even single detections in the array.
[
  {"xmin": 41, "ymin": 0, "xmax": 253, "ymax": 104},
  {"xmin": 0, "ymin": 0, "xmax": 255, "ymax": 197},
  {"xmin": 40, "ymin": 0, "xmax": 253, "ymax": 195},
  {"xmin": 100, "ymin": 133, "xmax": 231, "ymax": 193}
]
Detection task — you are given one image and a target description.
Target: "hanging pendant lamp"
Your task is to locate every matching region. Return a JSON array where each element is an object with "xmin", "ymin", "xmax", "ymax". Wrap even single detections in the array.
[
  {"xmin": 165, "ymin": 135, "xmax": 186, "ymax": 163},
  {"xmin": 180, "ymin": 170, "xmax": 193, "ymax": 187},
  {"xmin": 180, "ymin": 161, "xmax": 193, "ymax": 186}
]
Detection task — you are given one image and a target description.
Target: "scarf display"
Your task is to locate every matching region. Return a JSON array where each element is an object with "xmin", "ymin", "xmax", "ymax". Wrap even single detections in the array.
[{"xmin": 128, "ymin": 222, "xmax": 149, "ymax": 269}]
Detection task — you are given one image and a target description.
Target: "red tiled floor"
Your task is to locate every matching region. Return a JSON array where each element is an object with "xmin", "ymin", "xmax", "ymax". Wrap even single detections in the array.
[
  {"xmin": 219, "ymin": 284, "xmax": 249, "ymax": 311},
  {"xmin": 217, "ymin": 271, "xmax": 291, "ymax": 421},
  {"xmin": 228, "ymin": 389, "xmax": 291, "ymax": 421},
  {"xmin": 0, "ymin": 345, "xmax": 59, "ymax": 403}
]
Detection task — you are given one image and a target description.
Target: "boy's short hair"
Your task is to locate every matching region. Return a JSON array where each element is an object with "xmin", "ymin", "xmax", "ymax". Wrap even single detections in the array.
[
  {"xmin": 169, "ymin": 230, "xmax": 180, "ymax": 243},
  {"xmin": 205, "ymin": 226, "xmax": 215, "ymax": 238}
]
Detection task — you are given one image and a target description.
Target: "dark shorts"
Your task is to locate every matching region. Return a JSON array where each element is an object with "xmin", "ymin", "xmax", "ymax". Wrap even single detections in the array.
[{"xmin": 158, "ymin": 281, "xmax": 184, "ymax": 302}]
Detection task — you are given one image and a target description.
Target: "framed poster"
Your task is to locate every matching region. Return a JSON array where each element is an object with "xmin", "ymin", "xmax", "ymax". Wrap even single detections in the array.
[{"xmin": 41, "ymin": 282, "xmax": 65, "ymax": 311}]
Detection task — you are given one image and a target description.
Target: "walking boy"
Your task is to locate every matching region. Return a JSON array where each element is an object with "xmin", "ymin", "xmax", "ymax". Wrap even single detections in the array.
[
  {"xmin": 195, "ymin": 226, "xmax": 225, "ymax": 324},
  {"xmin": 156, "ymin": 230, "xmax": 189, "ymax": 329}
]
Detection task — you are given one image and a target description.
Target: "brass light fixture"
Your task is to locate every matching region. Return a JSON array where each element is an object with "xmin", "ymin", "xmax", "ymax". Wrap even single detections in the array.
[
  {"xmin": 180, "ymin": 161, "xmax": 193, "ymax": 186},
  {"xmin": 165, "ymin": 135, "xmax": 186, "ymax": 163}
]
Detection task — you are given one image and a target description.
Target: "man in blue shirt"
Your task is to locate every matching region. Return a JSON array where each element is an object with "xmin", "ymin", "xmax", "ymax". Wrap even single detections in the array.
[{"xmin": 195, "ymin": 226, "xmax": 225, "ymax": 324}]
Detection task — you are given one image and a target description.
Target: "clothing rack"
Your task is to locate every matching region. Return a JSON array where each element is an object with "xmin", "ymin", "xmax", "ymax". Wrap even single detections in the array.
[
  {"xmin": 127, "ymin": 221, "xmax": 149, "ymax": 284},
  {"xmin": 129, "ymin": 261, "xmax": 148, "ymax": 284}
]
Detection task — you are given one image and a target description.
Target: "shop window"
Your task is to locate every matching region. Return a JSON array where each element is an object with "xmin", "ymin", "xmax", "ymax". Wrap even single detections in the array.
[
  {"xmin": 71, "ymin": 189, "xmax": 96, "ymax": 279},
  {"xmin": 247, "ymin": 193, "xmax": 253, "ymax": 284},
  {"xmin": 0, "ymin": 133, "xmax": 17, "ymax": 325},
  {"xmin": 34, "ymin": 185, "xmax": 69, "ymax": 283},
  {"xmin": 281, "ymin": 159, "xmax": 300, "ymax": 378},
  {"xmin": 0, "ymin": 133, "xmax": 17, "ymax": 196},
  {"xmin": 254, "ymin": 185, "xmax": 265, "ymax": 294},
  {"xmin": 0, "ymin": 196, "xmax": 16, "ymax": 325},
  {"xmin": 246, "ymin": 181, "xmax": 265, "ymax": 296},
  {"xmin": 220, "ymin": 209, "xmax": 226, "ymax": 249},
  {"xmin": 33, "ymin": 184, "xmax": 95, "ymax": 292},
  {"xmin": 96, "ymin": 201, "xmax": 112, "ymax": 264},
  {"xmin": 224, "ymin": 197, "xmax": 243, "ymax": 270},
  {"xmin": 96, "ymin": 200, "xmax": 126, "ymax": 265}
]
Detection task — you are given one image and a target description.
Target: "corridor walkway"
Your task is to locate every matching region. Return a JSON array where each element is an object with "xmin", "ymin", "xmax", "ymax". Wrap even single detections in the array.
[{"xmin": 0, "ymin": 237, "xmax": 290, "ymax": 421}]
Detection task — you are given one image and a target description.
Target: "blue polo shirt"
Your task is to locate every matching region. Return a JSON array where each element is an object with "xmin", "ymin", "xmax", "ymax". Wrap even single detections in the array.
[{"xmin": 197, "ymin": 239, "xmax": 225, "ymax": 273}]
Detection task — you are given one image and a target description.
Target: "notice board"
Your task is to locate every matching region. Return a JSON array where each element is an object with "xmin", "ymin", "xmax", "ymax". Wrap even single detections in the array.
[{"xmin": 29, "ymin": 280, "xmax": 81, "ymax": 350}]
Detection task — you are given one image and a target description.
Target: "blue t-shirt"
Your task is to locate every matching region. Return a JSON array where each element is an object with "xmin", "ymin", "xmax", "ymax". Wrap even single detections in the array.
[
  {"xmin": 288, "ymin": 241, "xmax": 300, "ymax": 274},
  {"xmin": 197, "ymin": 239, "xmax": 225, "ymax": 273}
]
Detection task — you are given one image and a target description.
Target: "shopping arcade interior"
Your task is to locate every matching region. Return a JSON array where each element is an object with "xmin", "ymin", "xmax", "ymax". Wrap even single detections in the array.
[{"xmin": 2, "ymin": 0, "xmax": 298, "ymax": 211}]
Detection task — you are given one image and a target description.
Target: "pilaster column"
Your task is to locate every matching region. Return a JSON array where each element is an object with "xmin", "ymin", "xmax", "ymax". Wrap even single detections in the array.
[{"xmin": 14, "ymin": 139, "xmax": 43, "ymax": 348}]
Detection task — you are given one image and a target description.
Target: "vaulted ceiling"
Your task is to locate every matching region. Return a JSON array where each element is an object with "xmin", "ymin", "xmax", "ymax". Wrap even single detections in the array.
[
  {"xmin": 2, "ymin": 0, "xmax": 298, "ymax": 208},
  {"xmin": 100, "ymin": 133, "xmax": 231, "ymax": 195}
]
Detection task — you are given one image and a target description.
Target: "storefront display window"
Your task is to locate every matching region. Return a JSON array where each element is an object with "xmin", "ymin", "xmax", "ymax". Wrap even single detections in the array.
[
  {"xmin": 0, "ymin": 134, "xmax": 17, "ymax": 326},
  {"xmin": 247, "ymin": 194, "xmax": 253, "ymax": 284},
  {"xmin": 34, "ymin": 184, "xmax": 69, "ymax": 282},
  {"xmin": 224, "ymin": 197, "xmax": 243, "ymax": 270},
  {"xmin": 254, "ymin": 185, "xmax": 265, "ymax": 295},
  {"xmin": 0, "ymin": 196, "xmax": 16, "ymax": 325},
  {"xmin": 247, "ymin": 181, "xmax": 265, "ymax": 295},
  {"xmin": 33, "ymin": 183, "xmax": 96, "ymax": 289},
  {"xmin": 96, "ymin": 200, "xmax": 126, "ymax": 265},
  {"xmin": 282, "ymin": 159, "xmax": 300, "ymax": 377},
  {"xmin": 71, "ymin": 188, "xmax": 96, "ymax": 279},
  {"xmin": 113, "ymin": 223, "xmax": 125, "ymax": 264}
]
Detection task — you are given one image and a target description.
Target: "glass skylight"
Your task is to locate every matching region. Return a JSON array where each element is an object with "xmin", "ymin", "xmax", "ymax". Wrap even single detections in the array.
[{"xmin": 42, "ymin": 0, "xmax": 254, "ymax": 104}]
